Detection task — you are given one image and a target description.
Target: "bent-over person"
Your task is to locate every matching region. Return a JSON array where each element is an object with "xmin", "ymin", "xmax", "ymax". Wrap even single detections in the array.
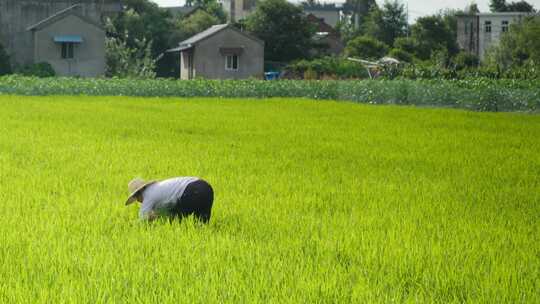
[{"xmin": 125, "ymin": 177, "xmax": 214, "ymax": 222}]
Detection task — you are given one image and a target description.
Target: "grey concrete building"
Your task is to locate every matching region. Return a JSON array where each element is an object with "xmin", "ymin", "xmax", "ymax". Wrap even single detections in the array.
[
  {"xmin": 457, "ymin": 12, "xmax": 532, "ymax": 60},
  {"xmin": 0, "ymin": 0, "xmax": 121, "ymax": 76},
  {"xmin": 302, "ymin": 3, "xmax": 343, "ymax": 28},
  {"xmin": 169, "ymin": 24, "xmax": 264, "ymax": 80},
  {"xmin": 213, "ymin": 1, "xmax": 353, "ymax": 27},
  {"xmin": 220, "ymin": 0, "xmax": 256, "ymax": 22}
]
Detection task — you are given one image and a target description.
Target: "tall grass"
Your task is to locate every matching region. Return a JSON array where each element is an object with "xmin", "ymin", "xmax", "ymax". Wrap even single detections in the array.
[
  {"xmin": 0, "ymin": 76, "xmax": 538, "ymax": 111},
  {"xmin": 0, "ymin": 96, "xmax": 538, "ymax": 302}
]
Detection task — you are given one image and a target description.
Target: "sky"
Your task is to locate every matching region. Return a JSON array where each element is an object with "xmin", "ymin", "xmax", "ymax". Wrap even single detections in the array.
[{"xmin": 151, "ymin": 0, "xmax": 540, "ymax": 20}]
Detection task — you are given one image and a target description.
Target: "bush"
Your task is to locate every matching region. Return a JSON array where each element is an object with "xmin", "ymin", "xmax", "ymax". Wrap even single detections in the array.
[
  {"xmin": 453, "ymin": 52, "xmax": 479, "ymax": 70},
  {"xmin": 393, "ymin": 37, "xmax": 417, "ymax": 54},
  {"xmin": 388, "ymin": 48, "xmax": 413, "ymax": 63},
  {"xmin": 0, "ymin": 43, "xmax": 11, "ymax": 76},
  {"xmin": 345, "ymin": 36, "xmax": 388, "ymax": 60},
  {"xmin": 285, "ymin": 57, "xmax": 369, "ymax": 79},
  {"xmin": 17, "ymin": 62, "xmax": 56, "ymax": 78}
]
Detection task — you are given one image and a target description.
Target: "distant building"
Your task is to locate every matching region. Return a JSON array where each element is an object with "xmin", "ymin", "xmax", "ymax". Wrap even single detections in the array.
[
  {"xmin": 302, "ymin": 3, "xmax": 342, "ymax": 28},
  {"xmin": 456, "ymin": 12, "xmax": 532, "ymax": 60},
  {"xmin": 219, "ymin": 0, "xmax": 355, "ymax": 26},
  {"xmin": 307, "ymin": 13, "xmax": 344, "ymax": 56},
  {"xmin": 301, "ymin": 3, "xmax": 356, "ymax": 28},
  {"xmin": 220, "ymin": 0, "xmax": 256, "ymax": 22},
  {"xmin": 0, "ymin": 0, "xmax": 121, "ymax": 76},
  {"xmin": 168, "ymin": 24, "xmax": 264, "ymax": 80}
]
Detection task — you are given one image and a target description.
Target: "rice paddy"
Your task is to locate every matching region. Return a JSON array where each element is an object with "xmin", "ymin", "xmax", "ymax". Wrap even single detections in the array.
[{"xmin": 0, "ymin": 95, "xmax": 538, "ymax": 303}]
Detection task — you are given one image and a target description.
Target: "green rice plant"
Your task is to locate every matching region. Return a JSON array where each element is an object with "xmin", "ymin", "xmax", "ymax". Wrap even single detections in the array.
[{"xmin": 0, "ymin": 96, "xmax": 538, "ymax": 302}]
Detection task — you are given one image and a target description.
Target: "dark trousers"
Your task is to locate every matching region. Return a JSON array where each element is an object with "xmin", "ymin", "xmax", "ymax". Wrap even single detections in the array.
[{"xmin": 173, "ymin": 179, "xmax": 214, "ymax": 223}]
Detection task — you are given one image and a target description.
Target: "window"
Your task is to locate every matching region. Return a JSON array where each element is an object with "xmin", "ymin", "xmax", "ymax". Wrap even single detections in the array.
[
  {"xmin": 464, "ymin": 22, "xmax": 468, "ymax": 34},
  {"xmin": 502, "ymin": 20, "xmax": 509, "ymax": 32},
  {"xmin": 225, "ymin": 54, "xmax": 239, "ymax": 71},
  {"xmin": 61, "ymin": 42, "xmax": 74, "ymax": 59},
  {"xmin": 485, "ymin": 20, "xmax": 492, "ymax": 33}
]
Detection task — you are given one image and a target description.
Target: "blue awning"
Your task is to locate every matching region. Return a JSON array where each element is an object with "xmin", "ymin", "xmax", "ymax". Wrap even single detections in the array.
[{"xmin": 53, "ymin": 35, "xmax": 83, "ymax": 43}]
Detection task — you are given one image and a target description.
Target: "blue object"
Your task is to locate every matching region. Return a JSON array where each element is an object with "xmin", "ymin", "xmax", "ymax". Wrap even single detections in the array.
[
  {"xmin": 265, "ymin": 72, "xmax": 280, "ymax": 80},
  {"xmin": 53, "ymin": 35, "xmax": 83, "ymax": 43}
]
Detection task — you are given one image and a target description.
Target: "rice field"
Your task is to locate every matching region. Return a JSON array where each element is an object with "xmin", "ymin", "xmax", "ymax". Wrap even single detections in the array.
[{"xmin": 0, "ymin": 95, "xmax": 538, "ymax": 303}]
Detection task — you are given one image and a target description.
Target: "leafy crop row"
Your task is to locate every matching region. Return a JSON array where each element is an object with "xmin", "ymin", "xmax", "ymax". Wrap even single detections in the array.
[{"xmin": 0, "ymin": 76, "xmax": 538, "ymax": 112}]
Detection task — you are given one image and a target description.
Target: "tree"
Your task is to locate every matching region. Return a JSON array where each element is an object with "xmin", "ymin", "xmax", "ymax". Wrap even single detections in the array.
[
  {"xmin": 490, "ymin": 0, "xmax": 508, "ymax": 12},
  {"xmin": 344, "ymin": 0, "xmax": 378, "ymax": 30},
  {"xmin": 178, "ymin": 10, "xmax": 220, "ymax": 39},
  {"xmin": 388, "ymin": 48, "xmax": 413, "ymax": 62},
  {"xmin": 393, "ymin": 37, "xmax": 417, "ymax": 54},
  {"xmin": 486, "ymin": 16, "xmax": 540, "ymax": 67},
  {"xmin": 452, "ymin": 51, "xmax": 479, "ymax": 69},
  {"xmin": 490, "ymin": 0, "xmax": 535, "ymax": 12},
  {"xmin": 111, "ymin": 0, "xmax": 176, "ymax": 77},
  {"xmin": 465, "ymin": 3, "xmax": 480, "ymax": 14},
  {"xmin": 112, "ymin": 0, "xmax": 174, "ymax": 58},
  {"xmin": 363, "ymin": 0, "xmax": 408, "ymax": 46},
  {"xmin": 345, "ymin": 35, "xmax": 389, "ymax": 59},
  {"xmin": 506, "ymin": 1, "xmax": 535, "ymax": 12},
  {"xmin": 410, "ymin": 14, "xmax": 458, "ymax": 60},
  {"xmin": 0, "ymin": 43, "xmax": 11, "ymax": 76},
  {"xmin": 191, "ymin": 0, "xmax": 227, "ymax": 22},
  {"xmin": 245, "ymin": 0, "xmax": 315, "ymax": 62},
  {"xmin": 105, "ymin": 20, "xmax": 157, "ymax": 78}
]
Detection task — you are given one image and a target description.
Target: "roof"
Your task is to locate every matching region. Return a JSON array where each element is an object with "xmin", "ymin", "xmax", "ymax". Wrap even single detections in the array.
[
  {"xmin": 166, "ymin": 44, "xmax": 194, "ymax": 53},
  {"xmin": 180, "ymin": 24, "xmax": 230, "ymax": 45},
  {"xmin": 476, "ymin": 12, "xmax": 535, "ymax": 16},
  {"xmin": 456, "ymin": 12, "xmax": 536, "ymax": 17},
  {"xmin": 169, "ymin": 24, "xmax": 263, "ymax": 52},
  {"xmin": 164, "ymin": 6, "xmax": 201, "ymax": 17},
  {"xmin": 26, "ymin": 4, "xmax": 104, "ymax": 31},
  {"xmin": 302, "ymin": 3, "xmax": 343, "ymax": 12},
  {"xmin": 307, "ymin": 13, "xmax": 339, "ymax": 37}
]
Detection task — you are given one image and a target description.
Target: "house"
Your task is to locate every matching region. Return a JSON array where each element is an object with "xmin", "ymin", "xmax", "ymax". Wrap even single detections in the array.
[
  {"xmin": 168, "ymin": 24, "xmax": 264, "ymax": 80},
  {"xmin": 302, "ymin": 3, "xmax": 354, "ymax": 28},
  {"xmin": 0, "ymin": 0, "xmax": 121, "ymax": 76},
  {"xmin": 307, "ymin": 13, "xmax": 344, "ymax": 56},
  {"xmin": 456, "ymin": 12, "xmax": 533, "ymax": 60}
]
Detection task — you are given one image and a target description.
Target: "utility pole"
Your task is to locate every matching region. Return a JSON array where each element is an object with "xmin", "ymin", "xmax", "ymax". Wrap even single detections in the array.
[{"xmin": 406, "ymin": 1, "xmax": 410, "ymax": 37}]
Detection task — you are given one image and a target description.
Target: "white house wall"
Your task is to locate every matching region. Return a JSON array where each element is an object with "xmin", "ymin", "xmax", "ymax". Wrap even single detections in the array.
[{"xmin": 478, "ymin": 14, "xmax": 525, "ymax": 60}]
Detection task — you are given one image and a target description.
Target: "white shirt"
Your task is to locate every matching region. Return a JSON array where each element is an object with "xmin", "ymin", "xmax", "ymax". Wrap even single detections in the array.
[{"xmin": 139, "ymin": 177, "xmax": 199, "ymax": 220}]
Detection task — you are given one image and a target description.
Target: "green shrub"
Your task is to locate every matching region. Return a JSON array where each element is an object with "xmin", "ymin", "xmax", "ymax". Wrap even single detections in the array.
[
  {"xmin": 285, "ymin": 57, "xmax": 369, "ymax": 79},
  {"xmin": 345, "ymin": 36, "xmax": 389, "ymax": 60},
  {"xmin": 17, "ymin": 62, "xmax": 56, "ymax": 78},
  {"xmin": 388, "ymin": 48, "xmax": 413, "ymax": 63},
  {"xmin": 453, "ymin": 52, "xmax": 480, "ymax": 70},
  {"xmin": 393, "ymin": 37, "xmax": 417, "ymax": 54}
]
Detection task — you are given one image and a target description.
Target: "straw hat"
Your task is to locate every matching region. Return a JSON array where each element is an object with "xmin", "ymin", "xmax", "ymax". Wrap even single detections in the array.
[{"xmin": 125, "ymin": 178, "xmax": 157, "ymax": 205}]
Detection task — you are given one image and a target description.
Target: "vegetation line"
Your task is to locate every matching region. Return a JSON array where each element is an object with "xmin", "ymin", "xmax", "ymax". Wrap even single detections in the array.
[{"xmin": 0, "ymin": 76, "xmax": 538, "ymax": 112}]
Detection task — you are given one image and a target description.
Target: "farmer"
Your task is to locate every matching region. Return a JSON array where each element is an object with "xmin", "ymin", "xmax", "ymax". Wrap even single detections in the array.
[{"xmin": 125, "ymin": 177, "xmax": 214, "ymax": 222}]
